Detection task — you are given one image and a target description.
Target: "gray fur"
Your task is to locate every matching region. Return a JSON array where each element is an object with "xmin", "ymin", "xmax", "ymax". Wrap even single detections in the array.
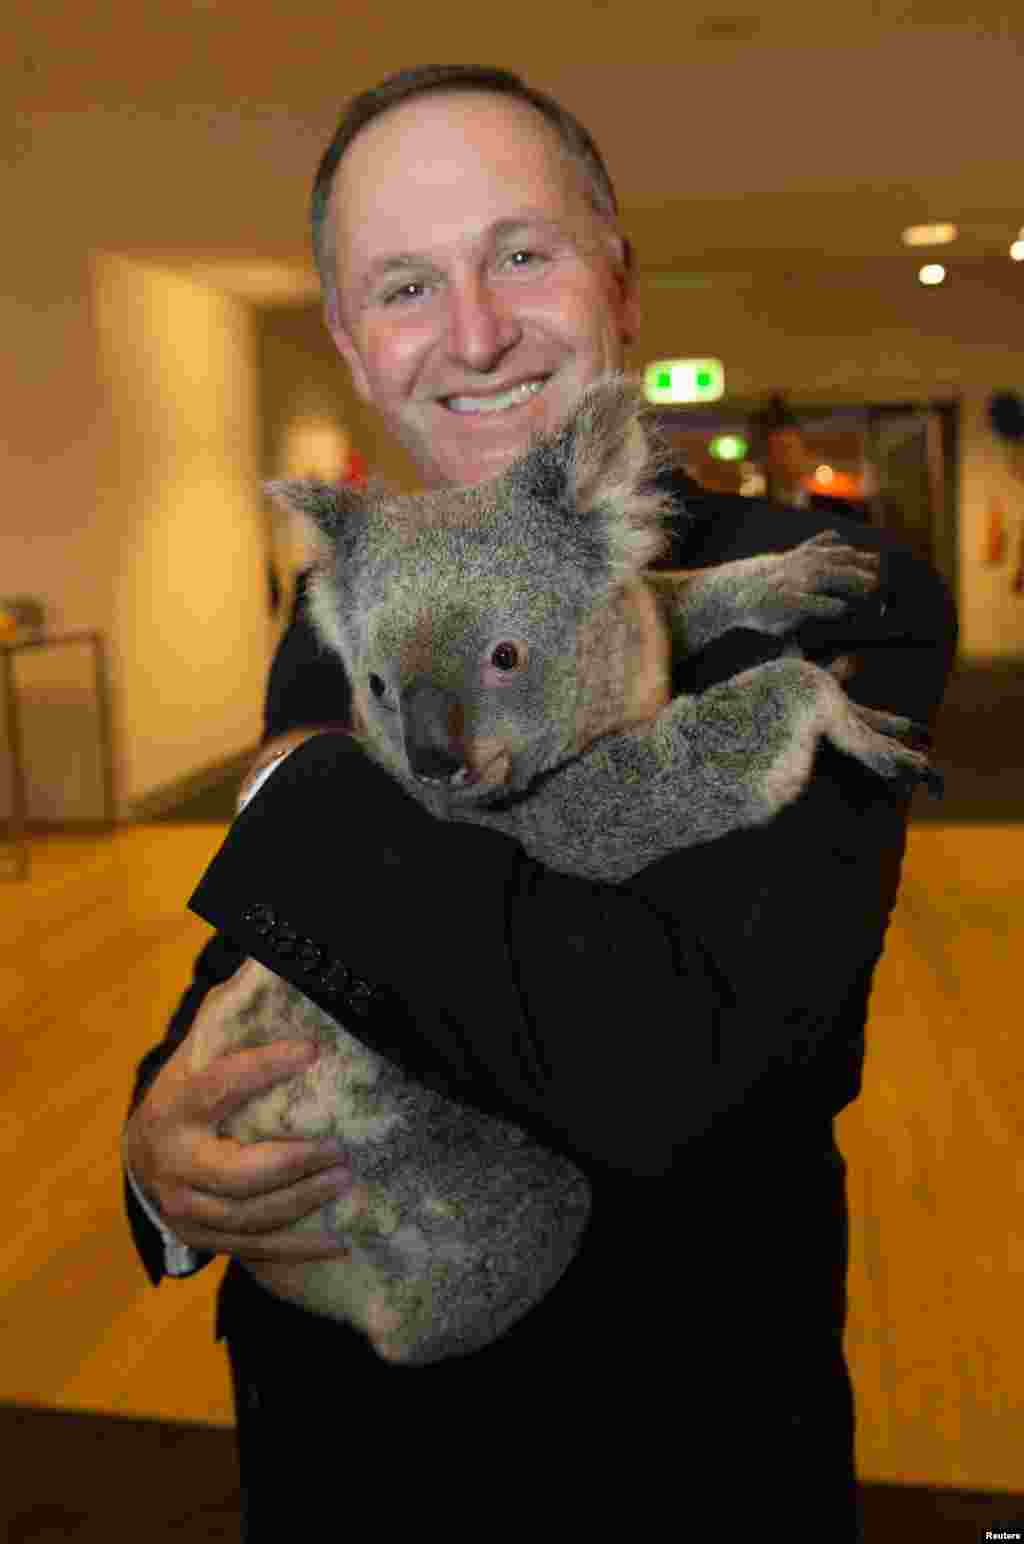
[
  {"xmin": 198, "ymin": 374, "xmax": 938, "ymax": 1366},
  {"xmin": 270, "ymin": 373, "xmax": 939, "ymax": 882}
]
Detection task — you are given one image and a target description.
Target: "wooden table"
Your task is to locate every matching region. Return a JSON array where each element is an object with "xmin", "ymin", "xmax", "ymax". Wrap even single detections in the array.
[{"xmin": 1, "ymin": 629, "xmax": 115, "ymax": 879}]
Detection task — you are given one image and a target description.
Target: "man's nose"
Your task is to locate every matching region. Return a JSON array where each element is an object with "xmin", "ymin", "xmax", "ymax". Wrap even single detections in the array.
[{"xmin": 443, "ymin": 275, "xmax": 522, "ymax": 373}]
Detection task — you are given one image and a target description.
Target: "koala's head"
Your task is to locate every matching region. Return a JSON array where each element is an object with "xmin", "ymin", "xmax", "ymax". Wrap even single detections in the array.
[{"xmin": 267, "ymin": 375, "xmax": 676, "ymax": 811}]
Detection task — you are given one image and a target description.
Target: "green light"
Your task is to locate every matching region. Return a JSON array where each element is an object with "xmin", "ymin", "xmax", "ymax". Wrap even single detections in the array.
[
  {"xmin": 644, "ymin": 359, "xmax": 725, "ymax": 405},
  {"xmin": 709, "ymin": 434, "xmax": 749, "ymax": 462}
]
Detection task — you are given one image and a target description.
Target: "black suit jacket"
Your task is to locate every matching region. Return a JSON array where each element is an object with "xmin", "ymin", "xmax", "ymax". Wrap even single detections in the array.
[{"xmin": 124, "ymin": 473, "xmax": 957, "ymax": 1397}]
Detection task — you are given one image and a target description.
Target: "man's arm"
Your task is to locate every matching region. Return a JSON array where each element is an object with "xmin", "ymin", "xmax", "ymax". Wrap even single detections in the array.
[
  {"xmin": 123, "ymin": 573, "xmax": 356, "ymax": 1283},
  {"xmin": 186, "ymin": 538, "xmax": 956, "ymax": 1180}
]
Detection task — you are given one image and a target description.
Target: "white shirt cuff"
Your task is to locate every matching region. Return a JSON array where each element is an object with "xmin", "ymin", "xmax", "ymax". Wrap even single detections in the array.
[
  {"xmin": 126, "ymin": 1163, "xmax": 202, "ymax": 1278},
  {"xmin": 237, "ymin": 747, "xmax": 294, "ymax": 814}
]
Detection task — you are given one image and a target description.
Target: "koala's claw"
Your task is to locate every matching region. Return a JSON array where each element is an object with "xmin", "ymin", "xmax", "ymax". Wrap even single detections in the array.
[
  {"xmin": 841, "ymin": 702, "xmax": 944, "ymax": 797},
  {"xmin": 716, "ymin": 531, "xmax": 883, "ymax": 641},
  {"xmin": 792, "ymin": 531, "xmax": 881, "ymax": 594}
]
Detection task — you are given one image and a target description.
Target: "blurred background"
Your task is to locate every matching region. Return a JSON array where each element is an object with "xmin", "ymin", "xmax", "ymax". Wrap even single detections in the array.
[{"xmin": 2, "ymin": 5, "xmax": 1022, "ymax": 1538}]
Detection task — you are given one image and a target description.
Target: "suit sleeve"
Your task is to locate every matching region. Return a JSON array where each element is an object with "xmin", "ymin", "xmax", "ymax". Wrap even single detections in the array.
[{"xmin": 122, "ymin": 579, "xmax": 350, "ymax": 1286}]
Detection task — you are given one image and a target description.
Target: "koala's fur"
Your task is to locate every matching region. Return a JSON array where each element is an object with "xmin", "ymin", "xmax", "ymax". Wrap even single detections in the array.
[
  {"xmin": 272, "ymin": 373, "xmax": 939, "ymax": 882},
  {"xmin": 192, "ymin": 375, "xmax": 940, "ymax": 1366}
]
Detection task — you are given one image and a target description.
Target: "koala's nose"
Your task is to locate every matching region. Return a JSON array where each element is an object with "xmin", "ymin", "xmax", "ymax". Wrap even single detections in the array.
[
  {"xmin": 408, "ymin": 745, "xmax": 466, "ymax": 785},
  {"xmin": 401, "ymin": 677, "xmax": 471, "ymax": 786}
]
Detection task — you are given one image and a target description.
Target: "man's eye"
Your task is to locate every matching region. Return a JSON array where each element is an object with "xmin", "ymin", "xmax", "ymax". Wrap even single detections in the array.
[
  {"xmin": 502, "ymin": 249, "xmax": 541, "ymax": 270},
  {"xmin": 382, "ymin": 282, "xmax": 426, "ymax": 305}
]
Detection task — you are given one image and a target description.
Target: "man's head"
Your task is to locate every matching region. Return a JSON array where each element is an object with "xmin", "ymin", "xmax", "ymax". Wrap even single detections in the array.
[
  {"xmin": 311, "ymin": 66, "xmax": 640, "ymax": 488},
  {"xmin": 749, "ymin": 394, "xmax": 812, "ymax": 502}
]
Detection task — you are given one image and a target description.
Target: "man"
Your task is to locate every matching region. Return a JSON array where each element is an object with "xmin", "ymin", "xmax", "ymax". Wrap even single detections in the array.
[
  {"xmin": 753, "ymin": 393, "xmax": 875, "ymax": 520},
  {"xmin": 122, "ymin": 66, "xmax": 956, "ymax": 1537}
]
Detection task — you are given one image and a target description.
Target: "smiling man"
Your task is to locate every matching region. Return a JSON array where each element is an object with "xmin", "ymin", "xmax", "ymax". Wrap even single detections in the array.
[
  {"xmin": 122, "ymin": 66, "xmax": 956, "ymax": 1540},
  {"xmin": 322, "ymin": 88, "xmax": 639, "ymax": 488}
]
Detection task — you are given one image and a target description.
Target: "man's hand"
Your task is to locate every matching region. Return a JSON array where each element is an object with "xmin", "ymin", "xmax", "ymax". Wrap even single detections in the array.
[{"xmin": 122, "ymin": 966, "xmax": 357, "ymax": 1264}]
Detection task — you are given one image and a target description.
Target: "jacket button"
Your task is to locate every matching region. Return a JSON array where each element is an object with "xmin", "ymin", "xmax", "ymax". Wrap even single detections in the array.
[
  {"xmin": 243, "ymin": 904, "xmax": 277, "ymax": 936},
  {"xmin": 298, "ymin": 938, "xmax": 325, "ymax": 972},
  {"xmin": 318, "ymin": 960, "xmax": 352, "ymax": 999},
  {"xmin": 347, "ymin": 978, "xmax": 374, "ymax": 1017},
  {"xmin": 273, "ymin": 925, "xmax": 299, "ymax": 957}
]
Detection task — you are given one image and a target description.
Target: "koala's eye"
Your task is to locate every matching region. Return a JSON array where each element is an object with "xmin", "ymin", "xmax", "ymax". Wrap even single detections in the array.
[
  {"xmin": 368, "ymin": 673, "xmax": 387, "ymax": 699},
  {"xmin": 490, "ymin": 643, "xmax": 520, "ymax": 672}
]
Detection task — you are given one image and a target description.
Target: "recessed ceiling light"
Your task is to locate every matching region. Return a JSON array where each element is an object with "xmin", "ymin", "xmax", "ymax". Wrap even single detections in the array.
[
  {"xmin": 902, "ymin": 223, "xmax": 958, "ymax": 247},
  {"xmin": 1011, "ymin": 239, "xmax": 1024, "ymax": 262},
  {"xmin": 695, "ymin": 14, "xmax": 761, "ymax": 41},
  {"xmin": 919, "ymin": 263, "xmax": 947, "ymax": 285}
]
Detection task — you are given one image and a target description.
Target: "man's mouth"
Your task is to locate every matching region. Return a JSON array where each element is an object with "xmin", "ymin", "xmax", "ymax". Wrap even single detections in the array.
[{"xmin": 442, "ymin": 376, "xmax": 550, "ymax": 415}]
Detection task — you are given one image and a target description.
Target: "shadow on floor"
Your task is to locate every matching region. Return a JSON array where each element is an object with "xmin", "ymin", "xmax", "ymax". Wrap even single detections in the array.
[
  {"xmin": 908, "ymin": 661, "xmax": 1024, "ymax": 824},
  {"xmin": 2, "ymin": 1403, "xmax": 1022, "ymax": 1541}
]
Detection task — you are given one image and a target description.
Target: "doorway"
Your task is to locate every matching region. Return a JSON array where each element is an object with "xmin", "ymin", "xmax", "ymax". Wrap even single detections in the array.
[{"xmin": 653, "ymin": 399, "xmax": 960, "ymax": 598}]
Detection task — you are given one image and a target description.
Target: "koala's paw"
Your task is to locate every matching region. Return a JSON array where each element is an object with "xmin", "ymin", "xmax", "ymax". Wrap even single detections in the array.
[
  {"xmin": 831, "ymin": 697, "xmax": 944, "ymax": 797},
  {"xmin": 754, "ymin": 531, "xmax": 881, "ymax": 634}
]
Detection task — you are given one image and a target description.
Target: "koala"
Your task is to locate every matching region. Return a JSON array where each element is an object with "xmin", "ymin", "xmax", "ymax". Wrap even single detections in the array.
[
  {"xmin": 270, "ymin": 374, "xmax": 939, "ymax": 881},
  {"xmin": 190, "ymin": 374, "xmax": 941, "ymax": 1367}
]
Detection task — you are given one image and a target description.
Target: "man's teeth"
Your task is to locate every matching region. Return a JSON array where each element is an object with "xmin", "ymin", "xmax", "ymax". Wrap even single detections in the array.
[{"xmin": 445, "ymin": 379, "xmax": 547, "ymax": 415}]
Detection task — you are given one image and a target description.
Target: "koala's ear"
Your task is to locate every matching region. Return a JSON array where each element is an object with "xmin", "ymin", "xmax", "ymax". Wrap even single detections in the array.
[
  {"xmin": 264, "ymin": 477, "xmax": 369, "ymax": 565},
  {"xmin": 546, "ymin": 374, "xmax": 673, "ymax": 574},
  {"xmin": 563, "ymin": 374, "xmax": 655, "ymax": 504},
  {"xmin": 263, "ymin": 479, "xmax": 363, "ymax": 536}
]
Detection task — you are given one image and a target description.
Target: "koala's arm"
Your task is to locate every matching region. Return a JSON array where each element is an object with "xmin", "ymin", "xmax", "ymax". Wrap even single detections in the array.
[{"xmin": 647, "ymin": 531, "xmax": 881, "ymax": 654}]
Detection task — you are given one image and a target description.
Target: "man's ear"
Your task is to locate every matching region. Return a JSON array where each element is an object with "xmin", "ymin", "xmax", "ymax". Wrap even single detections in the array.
[
  {"xmin": 325, "ymin": 296, "xmax": 373, "ymax": 405},
  {"xmin": 616, "ymin": 246, "xmax": 642, "ymax": 348}
]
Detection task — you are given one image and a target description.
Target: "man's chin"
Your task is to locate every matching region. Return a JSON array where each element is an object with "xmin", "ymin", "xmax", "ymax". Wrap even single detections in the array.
[{"xmin": 420, "ymin": 389, "xmax": 567, "ymax": 485}]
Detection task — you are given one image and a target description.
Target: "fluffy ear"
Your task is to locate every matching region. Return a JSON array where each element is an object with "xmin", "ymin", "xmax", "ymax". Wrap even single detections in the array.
[
  {"xmin": 263, "ymin": 478, "xmax": 365, "ymax": 535},
  {"xmin": 512, "ymin": 374, "xmax": 673, "ymax": 575},
  {"xmin": 264, "ymin": 478, "xmax": 369, "ymax": 566}
]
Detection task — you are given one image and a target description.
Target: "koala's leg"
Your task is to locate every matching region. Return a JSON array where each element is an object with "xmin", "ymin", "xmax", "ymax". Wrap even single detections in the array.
[
  {"xmin": 459, "ymin": 655, "xmax": 939, "ymax": 882},
  {"xmin": 186, "ymin": 960, "xmax": 593, "ymax": 1364},
  {"xmin": 649, "ymin": 532, "xmax": 881, "ymax": 653}
]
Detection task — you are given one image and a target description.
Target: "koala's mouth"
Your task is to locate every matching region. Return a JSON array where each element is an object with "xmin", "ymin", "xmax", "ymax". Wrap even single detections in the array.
[
  {"xmin": 413, "ymin": 750, "xmax": 513, "ymax": 796},
  {"xmin": 415, "ymin": 766, "xmax": 479, "ymax": 790}
]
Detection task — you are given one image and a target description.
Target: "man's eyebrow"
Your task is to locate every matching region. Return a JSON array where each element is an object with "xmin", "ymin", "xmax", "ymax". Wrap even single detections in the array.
[
  {"xmin": 361, "ymin": 214, "xmax": 580, "ymax": 288},
  {"xmin": 489, "ymin": 213, "xmax": 578, "ymax": 243},
  {"xmin": 363, "ymin": 253, "xmax": 443, "ymax": 284}
]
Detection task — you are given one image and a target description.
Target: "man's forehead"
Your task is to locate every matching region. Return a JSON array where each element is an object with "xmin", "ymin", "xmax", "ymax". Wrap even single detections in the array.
[{"xmin": 331, "ymin": 92, "xmax": 594, "ymax": 265}]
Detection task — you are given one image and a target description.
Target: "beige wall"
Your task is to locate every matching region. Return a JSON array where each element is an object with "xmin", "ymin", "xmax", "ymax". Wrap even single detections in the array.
[
  {"xmin": 1, "ymin": 249, "xmax": 271, "ymax": 822},
  {"xmin": 0, "ymin": 221, "xmax": 112, "ymax": 821},
  {"xmin": 93, "ymin": 255, "xmax": 270, "ymax": 811}
]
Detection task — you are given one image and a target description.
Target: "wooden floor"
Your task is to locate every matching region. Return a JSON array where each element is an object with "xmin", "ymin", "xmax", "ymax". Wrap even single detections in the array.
[{"xmin": 1, "ymin": 818, "xmax": 1020, "ymax": 1491}]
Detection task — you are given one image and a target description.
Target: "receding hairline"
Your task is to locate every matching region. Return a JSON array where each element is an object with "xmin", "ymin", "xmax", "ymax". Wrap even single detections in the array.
[{"xmin": 319, "ymin": 86, "xmax": 625, "ymax": 307}]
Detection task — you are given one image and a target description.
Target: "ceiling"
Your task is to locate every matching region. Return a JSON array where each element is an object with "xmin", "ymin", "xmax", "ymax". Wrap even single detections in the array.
[{"xmin": 7, "ymin": 0, "xmax": 1024, "ymax": 302}]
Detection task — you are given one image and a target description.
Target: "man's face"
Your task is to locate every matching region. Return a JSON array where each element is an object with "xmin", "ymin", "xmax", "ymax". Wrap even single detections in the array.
[
  {"xmin": 326, "ymin": 91, "xmax": 640, "ymax": 488},
  {"xmin": 766, "ymin": 428, "xmax": 809, "ymax": 484}
]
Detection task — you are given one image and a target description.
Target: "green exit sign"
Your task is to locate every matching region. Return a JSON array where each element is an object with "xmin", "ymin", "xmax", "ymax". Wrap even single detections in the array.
[{"xmin": 644, "ymin": 358, "xmax": 725, "ymax": 404}]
